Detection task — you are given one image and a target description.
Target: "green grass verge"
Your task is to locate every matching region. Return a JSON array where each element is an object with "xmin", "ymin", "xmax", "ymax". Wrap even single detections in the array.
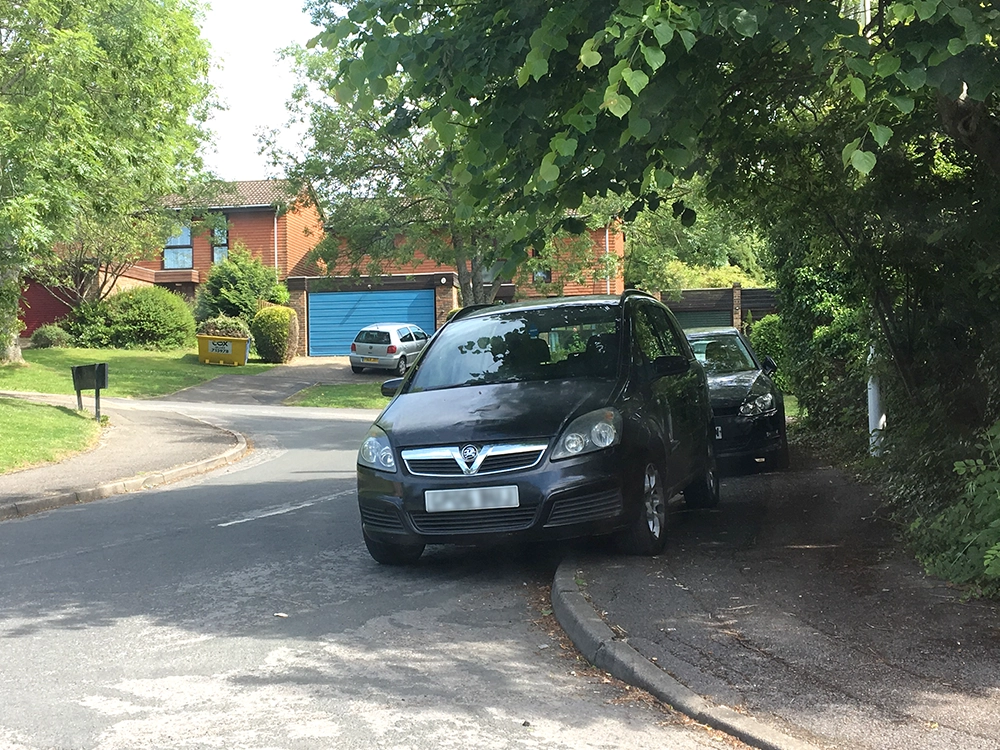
[
  {"xmin": 0, "ymin": 397, "xmax": 101, "ymax": 474},
  {"xmin": 285, "ymin": 383, "xmax": 390, "ymax": 409},
  {"xmin": 784, "ymin": 394, "xmax": 801, "ymax": 420},
  {"xmin": 0, "ymin": 347, "xmax": 276, "ymax": 399}
]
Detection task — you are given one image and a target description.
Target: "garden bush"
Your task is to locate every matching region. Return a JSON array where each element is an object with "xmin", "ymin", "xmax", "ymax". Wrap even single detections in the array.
[
  {"xmin": 250, "ymin": 306, "xmax": 298, "ymax": 364},
  {"xmin": 197, "ymin": 315, "xmax": 252, "ymax": 340},
  {"xmin": 194, "ymin": 243, "xmax": 289, "ymax": 323},
  {"xmin": 748, "ymin": 314, "xmax": 791, "ymax": 393},
  {"xmin": 30, "ymin": 324, "xmax": 73, "ymax": 349},
  {"xmin": 67, "ymin": 286, "xmax": 195, "ymax": 350}
]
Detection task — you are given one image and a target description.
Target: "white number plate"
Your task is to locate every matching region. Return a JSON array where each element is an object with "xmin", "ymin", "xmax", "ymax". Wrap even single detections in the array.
[
  {"xmin": 425, "ymin": 485, "xmax": 519, "ymax": 513},
  {"xmin": 715, "ymin": 426, "xmax": 723, "ymax": 440},
  {"xmin": 362, "ymin": 357, "xmax": 379, "ymax": 363}
]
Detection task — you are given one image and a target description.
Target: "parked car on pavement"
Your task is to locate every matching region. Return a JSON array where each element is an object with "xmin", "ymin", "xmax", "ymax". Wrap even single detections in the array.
[
  {"xmin": 356, "ymin": 291, "xmax": 719, "ymax": 565},
  {"xmin": 685, "ymin": 327, "xmax": 789, "ymax": 470},
  {"xmin": 350, "ymin": 323, "xmax": 429, "ymax": 375}
]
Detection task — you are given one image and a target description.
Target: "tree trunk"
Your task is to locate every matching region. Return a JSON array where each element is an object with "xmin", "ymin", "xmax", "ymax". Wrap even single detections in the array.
[
  {"xmin": 0, "ymin": 264, "xmax": 25, "ymax": 364},
  {"xmin": 938, "ymin": 93, "xmax": 1000, "ymax": 177}
]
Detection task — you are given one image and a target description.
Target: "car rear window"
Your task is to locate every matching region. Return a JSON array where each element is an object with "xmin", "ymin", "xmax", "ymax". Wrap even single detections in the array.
[
  {"xmin": 355, "ymin": 330, "xmax": 391, "ymax": 345},
  {"xmin": 408, "ymin": 304, "xmax": 620, "ymax": 390}
]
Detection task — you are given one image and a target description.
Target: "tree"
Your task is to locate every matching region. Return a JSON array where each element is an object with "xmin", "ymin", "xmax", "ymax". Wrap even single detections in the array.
[
  {"xmin": 312, "ymin": 1, "xmax": 998, "ymax": 219},
  {"xmin": 269, "ymin": 42, "xmax": 607, "ymax": 305},
  {"xmin": 30, "ymin": 211, "xmax": 172, "ymax": 308},
  {"xmin": 194, "ymin": 244, "xmax": 290, "ymax": 323},
  {"xmin": 0, "ymin": 0, "xmax": 213, "ymax": 364}
]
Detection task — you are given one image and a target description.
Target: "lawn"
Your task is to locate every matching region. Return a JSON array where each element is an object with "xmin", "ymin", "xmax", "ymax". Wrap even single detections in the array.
[
  {"xmin": 0, "ymin": 347, "xmax": 275, "ymax": 399},
  {"xmin": 285, "ymin": 382, "xmax": 390, "ymax": 410},
  {"xmin": 0, "ymin": 397, "xmax": 100, "ymax": 474}
]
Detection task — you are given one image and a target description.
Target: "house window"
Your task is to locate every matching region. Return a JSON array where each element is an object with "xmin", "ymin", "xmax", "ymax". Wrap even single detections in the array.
[
  {"xmin": 212, "ymin": 225, "xmax": 229, "ymax": 264},
  {"xmin": 531, "ymin": 248, "xmax": 552, "ymax": 283},
  {"xmin": 163, "ymin": 226, "xmax": 193, "ymax": 269}
]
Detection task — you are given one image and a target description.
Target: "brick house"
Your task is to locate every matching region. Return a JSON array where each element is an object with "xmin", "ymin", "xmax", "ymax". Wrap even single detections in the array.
[
  {"xmin": 287, "ymin": 224, "xmax": 626, "ymax": 356},
  {"xmin": 18, "ymin": 179, "xmax": 325, "ymax": 336}
]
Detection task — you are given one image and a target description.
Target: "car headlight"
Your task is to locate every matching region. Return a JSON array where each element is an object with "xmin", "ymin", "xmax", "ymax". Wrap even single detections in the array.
[
  {"xmin": 740, "ymin": 391, "xmax": 776, "ymax": 417},
  {"xmin": 551, "ymin": 408, "xmax": 623, "ymax": 460},
  {"xmin": 358, "ymin": 425, "xmax": 397, "ymax": 472}
]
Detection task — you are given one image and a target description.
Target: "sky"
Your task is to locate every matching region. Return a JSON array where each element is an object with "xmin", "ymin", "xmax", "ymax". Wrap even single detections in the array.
[{"xmin": 199, "ymin": 1, "xmax": 324, "ymax": 181}]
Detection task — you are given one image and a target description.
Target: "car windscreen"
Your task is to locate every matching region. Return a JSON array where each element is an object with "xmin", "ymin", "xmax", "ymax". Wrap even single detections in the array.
[
  {"xmin": 408, "ymin": 304, "xmax": 620, "ymax": 390},
  {"xmin": 355, "ymin": 330, "xmax": 391, "ymax": 345},
  {"xmin": 689, "ymin": 334, "xmax": 757, "ymax": 374}
]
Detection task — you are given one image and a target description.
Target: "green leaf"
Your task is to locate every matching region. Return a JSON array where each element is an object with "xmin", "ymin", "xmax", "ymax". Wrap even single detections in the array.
[
  {"xmin": 603, "ymin": 87, "xmax": 632, "ymax": 117},
  {"xmin": 888, "ymin": 95, "xmax": 915, "ymax": 113},
  {"xmin": 539, "ymin": 154, "xmax": 560, "ymax": 183},
  {"xmin": 393, "ymin": 16, "xmax": 410, "ymax": 33},
  {"xmin": 580, "ymin": 39, "xmax": 602, "ymax": 68},
  {"xmin": 897, "ymin": 66, "xmax": 927, "ymax": 90},
  {"xmin": 551, "ymin": 135, "xmax": 578, "ymax": 157},
  {"xmin": 628, "ymin": 116, "xmax": 651, "ymax": 139},
  {"xmin": 680, "ymin": 207, "xmax": 697, "ymax": 227},
  {"xmin": 642, "ymin": 44, "xmax": 666, "ymax": 71},
  {"xmin": 869, "ymin": 123, "xmax": 893, "ymax": 148},
  {"xmin": 733, "ymin": 11, "xmax": 759, "ymax": 38},
  {"xmin": 875, "ymin": 55, "xmax": 901, "ymax": 78},
  {"xmin": 841, "ymin": 137, "xmax": 862, "ymax": 168},
  {"xmin": 678, "ymin": 30, "xmax": 697, "ymax": 51},
  {"xmin": 653, "ymin": 21, "xmax": 674, "ymax": 46},
  {"xmin": 849, "ymin": 76, "xmax": 866, "ymax": 102},
  {"xmin": 947, "ymin": 38, "xmax": 967, "ymax": 56},
  {"xmin": 850, "ymin": 149, "xmax": 877, "ymax": 175},
  {"xmin": 621, "ymin": 68, "xmax": 649, "ymax": 96}
]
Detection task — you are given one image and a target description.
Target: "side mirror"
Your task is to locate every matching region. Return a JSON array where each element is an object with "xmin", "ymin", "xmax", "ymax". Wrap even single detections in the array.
[
  {"xmin": 762, "ymin": 355, "xmax": 777, "ymax": 376},
  {"xmin": 381, "ymin": 378, "xmax": 404, "ymax": 397},
  {"xmin": 654, "ymin": 354, "xmax": 690, "ymax": 377}
]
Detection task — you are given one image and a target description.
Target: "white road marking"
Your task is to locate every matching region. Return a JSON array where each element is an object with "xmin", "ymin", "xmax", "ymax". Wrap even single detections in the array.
[{"xmin": 216, "ymin": 491, "xmax": 355, "ymax": 527}]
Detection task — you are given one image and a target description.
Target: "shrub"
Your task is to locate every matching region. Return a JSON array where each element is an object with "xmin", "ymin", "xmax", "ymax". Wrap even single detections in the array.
[
  {"xmin": 748, "ymin": 314, "xmax": 791, "ymax": 393},
  {"xmin": 67, "ymin": 286, "xmax": 195, "ymax": 350},
  {"xmin": 30, "ymin": 324, "xmax": 73, "ymax": 348},
  {"xmin": 250, "ymin": 306, "xmax": 299, "ymax": 364},
  {"xmin": 907, "ymin": 420, "xmax": 1000, "ymax": 598},
  {"xmin": 197, "ymin": 315, "xmax": 252, "ymax": 340},
  {"xmin": 194, "ymin": 243, "xmax": 289, "ymax": 323}
]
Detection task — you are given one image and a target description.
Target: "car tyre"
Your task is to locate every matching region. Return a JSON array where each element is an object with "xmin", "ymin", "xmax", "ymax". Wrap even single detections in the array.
[
  {"xmin": 395, "ymin": 356, "xmax": 408, "ymax": 376},
  {"xmin": 684, "ymin": 450, "xmax": 720, "ymax": 509},
  {"xmin": 767, "ymin": 435, "xmax": 790, "ymax": 471},
  {"xmin": 351, "ymin": 365, "xmax": 365, "ymax": 374},
  {"xmin": 363, "ymin": 529, "xmax": 425, "ymax": 565},
  {"xmin": 619, "ymin": 460, "xmax": 668, "ymax": 556}
]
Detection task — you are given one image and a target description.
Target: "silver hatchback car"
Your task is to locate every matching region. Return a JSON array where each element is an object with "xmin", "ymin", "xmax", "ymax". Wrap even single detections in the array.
[{"xmin": 350, "ymin": 323, "xmax": 430, "ymax": 375}]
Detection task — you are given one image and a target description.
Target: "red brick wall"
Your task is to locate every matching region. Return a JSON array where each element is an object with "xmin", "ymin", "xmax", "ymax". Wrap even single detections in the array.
[
  {"xmin": 283, "ymin": 202, "xmax": 325, "ymax": 277},
  {"xmin": 518, "ymin": 226, "xmax": 625, "ymax": 298},
  {"xmin": 19, "ymin": 280, "xmax": 73, "ymax": 336}
]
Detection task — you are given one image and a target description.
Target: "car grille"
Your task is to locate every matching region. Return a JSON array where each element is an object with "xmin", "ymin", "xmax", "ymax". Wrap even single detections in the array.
[
  {"xmin": 545, "ymin": 488, "xmax": 623, "ymax": 527},
  {"xmin": 409, "ymin": 506, "xmax": 538, "ymax": 534},
  {"xmin": 360, "ymin": 505, "xmax": 406, "ymax": 531},
  {"xmin": 402, "ymin": 443, "xmax": 547, "ymax": 477}
]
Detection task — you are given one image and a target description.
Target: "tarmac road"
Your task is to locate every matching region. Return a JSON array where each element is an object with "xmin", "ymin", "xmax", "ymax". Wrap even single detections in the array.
[{"xmin": 3, "ymin": 355, "xmax": 999, "ymax": 749}]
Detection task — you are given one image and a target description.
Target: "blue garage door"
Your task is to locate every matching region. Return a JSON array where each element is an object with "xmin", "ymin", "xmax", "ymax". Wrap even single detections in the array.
[{"xmin": 308, "ymin": 290, "xmax": 436, "ymax": 356}]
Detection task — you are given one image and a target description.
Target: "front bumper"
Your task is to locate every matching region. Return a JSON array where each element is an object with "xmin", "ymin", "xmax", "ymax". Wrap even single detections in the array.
[
  {"xmin": 358, "ymin": 448, "xmax": 632, "ymax": 546},
  {"xmin": 712, "ymin": 410, "xmax": 784, "ymax": 460}
]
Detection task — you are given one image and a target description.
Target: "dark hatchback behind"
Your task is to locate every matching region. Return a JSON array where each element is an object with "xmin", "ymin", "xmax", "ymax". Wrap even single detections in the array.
[
  {"xmin": 356, "ymin": 291, "xmax": 718, "ymax": 564},
  {"xmin": 686, "ymin": 327, "xmax": 788, "ymax": 470}
]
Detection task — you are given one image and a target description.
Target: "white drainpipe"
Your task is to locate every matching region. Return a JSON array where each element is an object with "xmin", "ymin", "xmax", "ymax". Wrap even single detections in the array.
[
  {"xmin": 273, "ymin": 209, "xmax": 279, "ymax": 271},
  {"xmin": 605, "ymin": 223, "xmax": 611, "ymax": 294}
]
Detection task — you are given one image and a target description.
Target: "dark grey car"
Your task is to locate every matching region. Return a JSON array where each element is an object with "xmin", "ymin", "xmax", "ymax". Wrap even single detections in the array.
[{"xmin": 357, "ymin": 291, "xmax": 719, "ymax": 565}]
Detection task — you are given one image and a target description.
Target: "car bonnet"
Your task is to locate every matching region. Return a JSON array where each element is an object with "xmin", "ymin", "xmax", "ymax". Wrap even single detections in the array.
[{"xmin": 376, "ymin": 378, "xmax": 620, "ymax": 446}]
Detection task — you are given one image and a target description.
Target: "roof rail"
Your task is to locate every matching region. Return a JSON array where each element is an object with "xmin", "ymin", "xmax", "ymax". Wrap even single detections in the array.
[
  {"xmin": 446, "ymin": 303, "xmax": 497, "ymax": 324},
  {"xmin": 619, "ymin": 288, "xmax": 656, "ymax": 303}
]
